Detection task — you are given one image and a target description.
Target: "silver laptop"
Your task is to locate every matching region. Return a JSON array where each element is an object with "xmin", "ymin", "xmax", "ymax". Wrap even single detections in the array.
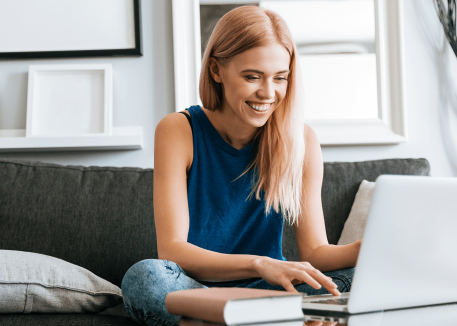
[
  {"xmin": 302, "ymin": 174, "xmax": 457, "ymax": 314},
  {"xmin": 305, "ymin": 303, "xmax": 457, "ymax": 325}
]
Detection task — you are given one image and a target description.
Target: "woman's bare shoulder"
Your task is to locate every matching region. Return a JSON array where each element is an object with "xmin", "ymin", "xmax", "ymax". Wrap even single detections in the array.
[
  {"xmin": 155, "ymin": 111, "xmax": 193, "ymax": 141},
  {"xmin": 156, "ymin": 111, "xmax": 191, "ymax": 130},
  {"xmin": 303, "ymin": 123, "xmax": 323, "ymax": 174},
  {"xmin": 304, "ymin": 123, "xmax": 322, "ymax": 153},
  {"xmin": 304, "ymin": 123, "xmax": 318, "ymax": 142},
  {"xmin": 155, "ymin": 111, "xmax": 193, "ymax": 175}
]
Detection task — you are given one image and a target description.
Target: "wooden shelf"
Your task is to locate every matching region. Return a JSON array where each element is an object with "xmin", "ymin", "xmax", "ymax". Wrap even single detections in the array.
[{"xmin": 0, "ymin": 126, "xmax": 143, "ymax": 152}]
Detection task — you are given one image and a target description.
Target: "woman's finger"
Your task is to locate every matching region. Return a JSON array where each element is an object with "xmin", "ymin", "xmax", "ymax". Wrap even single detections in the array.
[
  {"xmin": 305, "ymin": 321, "xmax": 323, "ymax": 326},
  {"xmin": 295, "ymin": 264, "xmax": 341, "ymax": 296},
  {"xmin": 292, "ymin": 269, "xmax": 322, "ymax": 290},
  {"xmin": 307, "ymin": 268, "xmax": 341, "ymax": 296},
  {"xmin": 310, "ymin": 268, "xmax": 337, "ymax": 287},
  {"xmin": 282, "ymin": 279, "xmax": 300, "ymax": 293}
]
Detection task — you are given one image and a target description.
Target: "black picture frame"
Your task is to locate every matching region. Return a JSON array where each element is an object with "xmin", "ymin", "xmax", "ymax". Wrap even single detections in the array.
[{"xmin": 0, "ymin": 0, "xmax": 142, "ymax": 60}]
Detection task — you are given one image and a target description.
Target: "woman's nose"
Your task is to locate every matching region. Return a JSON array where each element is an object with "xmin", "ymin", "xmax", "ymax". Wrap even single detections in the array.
[{"xmin": 257, "ymin": 80, "xmax": 275, "ymax": 100}]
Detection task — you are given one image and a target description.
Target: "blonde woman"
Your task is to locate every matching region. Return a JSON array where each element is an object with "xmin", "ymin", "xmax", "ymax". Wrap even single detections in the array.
[{"xmin": 122, "ymin": 5, "xmax": 361, "ymax": 326}]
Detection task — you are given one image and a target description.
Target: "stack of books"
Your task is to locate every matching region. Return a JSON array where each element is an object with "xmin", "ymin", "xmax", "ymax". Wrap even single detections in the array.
[{"xmin": 165, "ymin": 288, "xmax": 306, "ymax": 326}]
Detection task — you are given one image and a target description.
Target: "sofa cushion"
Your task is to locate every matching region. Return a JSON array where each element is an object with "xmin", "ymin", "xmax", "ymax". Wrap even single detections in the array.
[
  {"xmin": 0, "ymin": 159, "xmax": 156, "ymax": 288},
  {"xmin": 0, "ymin": 314, "xmax": 139, "ymax": 326},
  {"xmin": 337, "ymin": 180, "xmax": 376, "ymax": 245},
  {"xmin": 0, "ymin": 250, "xmax": 122, "ymax": 314},
  {"xmin": 282, "ymin": 158, "xmax": 430, "ymax": 261}
]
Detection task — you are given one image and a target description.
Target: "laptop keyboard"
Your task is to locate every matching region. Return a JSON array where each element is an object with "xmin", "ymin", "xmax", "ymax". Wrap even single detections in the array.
[{"xmin": 308, "ymin": 297, "xmax": 349, "ymax": 305}]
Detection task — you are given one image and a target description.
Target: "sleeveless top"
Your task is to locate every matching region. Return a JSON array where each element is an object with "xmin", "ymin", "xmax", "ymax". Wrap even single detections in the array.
[{"xmin": 184, "ymin": 105, "xmax": 286, "ymax": 287}]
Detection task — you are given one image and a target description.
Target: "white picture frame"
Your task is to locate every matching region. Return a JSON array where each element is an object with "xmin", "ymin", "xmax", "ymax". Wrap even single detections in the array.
[
  {"xmin": 26, "ymin": 64, "xmax": 113, "ymax": 138},
  {"xmin": 172, "ymin": 0, "xmax": 407, "ymax": 146}
]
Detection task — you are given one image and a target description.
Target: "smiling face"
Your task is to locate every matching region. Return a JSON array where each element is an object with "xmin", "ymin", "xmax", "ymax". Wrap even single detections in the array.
[{"xmin": 209, "ymin": 42, "xmax": 291, "ymax": 129}]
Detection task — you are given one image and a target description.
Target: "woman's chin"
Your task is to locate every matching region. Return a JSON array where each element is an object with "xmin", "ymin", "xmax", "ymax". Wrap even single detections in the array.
[{"xmin": 248, "ymin": 117, "xmax": 269, "ymax": 128}]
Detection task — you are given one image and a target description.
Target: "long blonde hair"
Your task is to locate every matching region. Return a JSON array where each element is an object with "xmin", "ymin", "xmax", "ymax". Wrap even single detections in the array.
[{"xmin": 199, "ymin": 5, "xmax": 306, "ymax": 226}]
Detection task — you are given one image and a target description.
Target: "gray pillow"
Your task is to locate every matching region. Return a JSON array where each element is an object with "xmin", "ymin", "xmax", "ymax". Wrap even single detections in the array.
[{"xmin": 0, "ymin": 250, "xmax": 123, "ymax": 313}]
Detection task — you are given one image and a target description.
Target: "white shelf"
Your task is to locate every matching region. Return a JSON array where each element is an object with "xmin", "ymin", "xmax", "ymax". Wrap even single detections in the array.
[{"xmin": 0, "ymin": 126, "xmax": 143, "ymax": 152}]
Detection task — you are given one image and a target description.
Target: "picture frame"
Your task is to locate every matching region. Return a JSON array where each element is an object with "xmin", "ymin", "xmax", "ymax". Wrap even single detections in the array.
[
  {"xmin": 0, "ymin": 0, "xmax": 142, "ymax": 60},
  {"xmin": 172, "ymin": 0, "xmax": 407, "ymax": 146},
  {"xmin": 26, "ymin": 64, "xmax": 113, "ymax": 138}
]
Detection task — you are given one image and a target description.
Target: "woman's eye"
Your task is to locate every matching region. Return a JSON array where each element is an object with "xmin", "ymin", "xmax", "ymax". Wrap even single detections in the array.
[{"xmin": 245, "ymin": 76, "xmax": 287, "ymax": 81}]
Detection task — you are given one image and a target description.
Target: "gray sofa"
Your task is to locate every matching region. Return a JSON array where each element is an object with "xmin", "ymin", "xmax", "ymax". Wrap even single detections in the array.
[{"xmin": 0, "ymin": 157, "xmax": 430, "ymax": 326}]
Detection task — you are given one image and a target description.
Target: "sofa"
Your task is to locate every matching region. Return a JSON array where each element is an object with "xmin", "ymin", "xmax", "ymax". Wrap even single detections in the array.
[{"xmin": 0, "ymin": 157, "xmax": 430, "ymax": 326}]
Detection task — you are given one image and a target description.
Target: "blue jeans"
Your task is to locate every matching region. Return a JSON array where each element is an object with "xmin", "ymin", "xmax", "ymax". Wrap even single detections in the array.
[{"xmin": 121, "ymin": 259, "xmax": 355, "ymax": 326}]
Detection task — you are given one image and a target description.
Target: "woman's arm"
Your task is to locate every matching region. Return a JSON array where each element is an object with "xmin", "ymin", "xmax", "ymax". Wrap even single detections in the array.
[
  {"xmin": 293, "ymin": 125, "xmax": 361, "ymax": 272},
  {"xmin": 154, "ymin": 114, "xmax": 341, "ymax": 294}
]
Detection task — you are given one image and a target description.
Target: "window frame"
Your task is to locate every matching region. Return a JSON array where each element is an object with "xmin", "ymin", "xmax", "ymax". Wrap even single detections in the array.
[{"xmin": 172, "ymin": 0, "xmax": 407, "ymax": 146}]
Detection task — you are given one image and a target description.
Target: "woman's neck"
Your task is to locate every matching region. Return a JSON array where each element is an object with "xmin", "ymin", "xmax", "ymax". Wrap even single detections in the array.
[{"xmin": 201, "ymin": 106, "xmax": 259, "ymax": 151}]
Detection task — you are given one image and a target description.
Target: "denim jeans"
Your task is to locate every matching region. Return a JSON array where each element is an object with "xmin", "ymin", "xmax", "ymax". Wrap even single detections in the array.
[{"xmin": 121, "ymin": 259, "xmax": 355, "ymax": 326}]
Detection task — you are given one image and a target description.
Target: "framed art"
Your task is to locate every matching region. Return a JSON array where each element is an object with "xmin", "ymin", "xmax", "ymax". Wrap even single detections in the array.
[
  {"xmin": 26, "ymin": 64, "xmax": 113, "ymax": 137},
  {"xmin": 0, "ymin": 0, "xmax": 142, "ymax": 59},
  {"xmin": 172, "ymin": 0, "xmax": 407, "ymax": 146}
]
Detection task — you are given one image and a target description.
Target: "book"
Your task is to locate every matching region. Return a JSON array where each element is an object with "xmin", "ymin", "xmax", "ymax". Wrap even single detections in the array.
[
  {"xmin": 179, "ymin": 316, "xmax": 306, "ymax": 326},
  {"xmin": 165, "ymin": 287, "xmax": 305, "ymax": 325}
]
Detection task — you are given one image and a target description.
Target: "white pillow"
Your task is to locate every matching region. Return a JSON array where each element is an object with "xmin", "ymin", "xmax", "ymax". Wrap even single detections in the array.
[
  {"xmin": 0, "ymin": 250, "xmax": 123, "ymax": 314},
  {"xmin": 337, "ymin": 180, "xmax": 376, "ymax": 245}
]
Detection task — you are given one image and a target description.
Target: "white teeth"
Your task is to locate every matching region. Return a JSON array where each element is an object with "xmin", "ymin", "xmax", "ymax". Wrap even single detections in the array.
[{"xmin": 247, "ymin": 102, "xmax": 271, "ymax": 111}]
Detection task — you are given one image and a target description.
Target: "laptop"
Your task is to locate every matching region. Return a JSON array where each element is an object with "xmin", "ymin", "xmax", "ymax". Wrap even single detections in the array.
[
  {"xmin": 302, "ymin": 174, "xmax": 457, "ymax": 314},
  {"xmin": 304, "ymin": 303, "xmax": 457, "ymax": 325}
]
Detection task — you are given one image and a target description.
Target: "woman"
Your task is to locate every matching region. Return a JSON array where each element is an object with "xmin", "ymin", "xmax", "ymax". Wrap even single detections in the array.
[{"xmin": 122, "ymin": 5, "xmax": 361, "ymax": 326}]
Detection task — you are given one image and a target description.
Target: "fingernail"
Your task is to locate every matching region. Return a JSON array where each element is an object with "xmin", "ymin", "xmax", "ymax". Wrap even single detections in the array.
[{"xmin": 332, "ymin": 283, "xmax": 338, "ymax": 287}]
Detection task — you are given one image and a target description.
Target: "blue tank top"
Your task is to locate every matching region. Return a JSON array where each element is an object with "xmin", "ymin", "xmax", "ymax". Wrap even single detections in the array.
[{"xmin": 185, "ymin": 105, "xmax": 286, "ymax": 287}]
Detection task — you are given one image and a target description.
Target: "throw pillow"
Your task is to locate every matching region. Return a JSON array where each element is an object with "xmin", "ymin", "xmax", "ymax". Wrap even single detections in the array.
[
  {"xmin": 337, "ymin": 180, "xmax": 376, "ymax": 245},
  {"xmin": 0, "ymin": 250, "xmax": 123, "ymax": 314}
]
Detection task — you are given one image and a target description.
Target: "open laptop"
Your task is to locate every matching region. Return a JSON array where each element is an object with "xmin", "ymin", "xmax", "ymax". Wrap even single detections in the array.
[
  {"xmin": 305, "ymin": 303, "xmax": 457, "ymax": 325},
  {"xmin": 302, "ymin": 174, "xmax": 457, "ymax": 314}
]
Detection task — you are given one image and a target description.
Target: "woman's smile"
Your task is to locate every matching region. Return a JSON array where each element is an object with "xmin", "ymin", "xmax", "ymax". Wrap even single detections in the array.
[{"xmin": 245, "ymin": 101, "xmax": 274, "ymax": 112}]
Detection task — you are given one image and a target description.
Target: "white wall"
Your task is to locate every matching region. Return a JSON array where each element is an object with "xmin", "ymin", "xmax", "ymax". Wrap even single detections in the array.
[
  {"xmin": 0, "ymin": 0, "xmax": 455, "ymax": 177},
  {"xmin": 0, "ymin": 0, "xmax": 175, "ymax": 169}
]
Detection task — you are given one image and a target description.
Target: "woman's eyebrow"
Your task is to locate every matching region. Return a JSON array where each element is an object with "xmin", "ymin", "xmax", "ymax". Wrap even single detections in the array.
[{"xmin": 240, "ymin": 69, "xmax": 290, "ymax": 74}]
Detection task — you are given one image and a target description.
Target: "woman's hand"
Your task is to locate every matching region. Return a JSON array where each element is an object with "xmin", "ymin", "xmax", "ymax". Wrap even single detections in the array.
[
  {"xmin": 305, "ymin": 321, "xmax": 338, "ymax": 326},
  {"xmin": 253, "ymin": 257, "xmax": 341, "ymax": 296}
]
